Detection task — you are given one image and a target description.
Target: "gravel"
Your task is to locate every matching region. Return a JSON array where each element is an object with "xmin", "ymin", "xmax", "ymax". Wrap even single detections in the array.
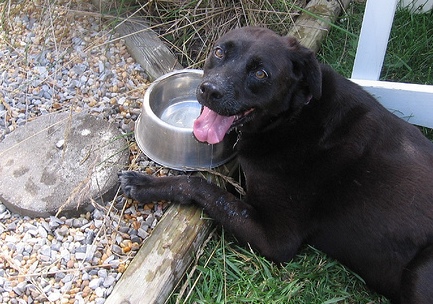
[
  {"xmin": 0, "ymin": 1, "xmax": 179, "ymax": 303},
  {"xmin": 0, "ymin": 201, "xmax": 171, "ymax": 303},
  {"xmin": 0, "ymin": 0, "xmax": 146, "ymax": 139}
]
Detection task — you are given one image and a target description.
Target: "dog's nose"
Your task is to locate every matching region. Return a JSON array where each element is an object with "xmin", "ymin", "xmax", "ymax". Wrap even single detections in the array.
[{"xmin": 198, "ymin": 81, "xmax": 223, "ymax": 101}]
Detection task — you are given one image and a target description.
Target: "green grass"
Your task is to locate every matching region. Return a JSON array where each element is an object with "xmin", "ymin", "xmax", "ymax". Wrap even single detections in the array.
[
  {"xmin": 169, "ymin": 231, "xmax": 387, "ymax": 303},
  {"xmin": 168, "ymin": 2, "xmax": 432, "ymax": 303},
  {"xmin": 318, "ymin": 1, "xmax": 433, "ymax": 141},
  {"xmin": 318, "ymin": 2, "xmax": 433, "ymax": 85}
]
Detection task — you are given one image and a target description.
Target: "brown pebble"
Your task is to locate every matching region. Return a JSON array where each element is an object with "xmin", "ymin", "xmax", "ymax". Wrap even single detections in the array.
[
  {"xmin": 118, "ymin": 263, "xmax": 126, "ymax": 273},
  {"xmin": 81, "ymin": 280, "xmax": 89, "ymax": 287},
  {"xmin": 82, "ymin": 286, "xmax": 91, "ymax": 297},
  {"xmin": 17, "ymin": 276, "xmax": 25, "ymax": 283},
  {"xmin": 132, "ymin": 221, "xmax": 140, "ymax": 230},
  {"xmin": 143, "ymin": 203, "xmax": 154, "ymax": 210},
  {"xmin": 144, "ymin": 167, "xmax": 154, "ymax": 175},
  {"xmin": 69, "ymin": 287, "xmax": 81, "ymax": 294},
  {"xmin": 66, "ymin": 259, "xmax": 75, "ymax": 268},
  {"xmin": 120, "ymin": 239, "xmax": 132, "ymax": 248}
]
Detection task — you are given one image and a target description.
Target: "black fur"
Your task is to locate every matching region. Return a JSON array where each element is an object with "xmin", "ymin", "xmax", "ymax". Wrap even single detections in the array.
[{"xmin": 119, "ymin": 27, "xmax": 433, "ymax": 303}]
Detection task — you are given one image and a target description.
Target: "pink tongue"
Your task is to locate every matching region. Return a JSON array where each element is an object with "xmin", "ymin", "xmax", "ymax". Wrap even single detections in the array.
[{"xmin": 193, "ymin": 106, "xmax": 235, "ymax": 144}]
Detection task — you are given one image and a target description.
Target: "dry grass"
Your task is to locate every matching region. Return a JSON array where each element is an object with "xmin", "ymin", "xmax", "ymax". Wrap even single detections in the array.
[{"xmin": 105, "ymin": 0, "xmax": 306, "ymax": 68}]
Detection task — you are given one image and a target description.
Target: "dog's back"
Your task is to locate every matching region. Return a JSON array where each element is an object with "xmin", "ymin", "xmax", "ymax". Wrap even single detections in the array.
[{"xmin": 234, "ymin": 61, "xmax": 433, "ymax": 302}]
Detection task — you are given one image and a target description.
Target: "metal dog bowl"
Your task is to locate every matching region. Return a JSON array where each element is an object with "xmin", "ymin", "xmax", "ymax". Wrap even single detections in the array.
[{"xmin": 135, "ymin": 69, "xmax": 237, "ymax": 170}]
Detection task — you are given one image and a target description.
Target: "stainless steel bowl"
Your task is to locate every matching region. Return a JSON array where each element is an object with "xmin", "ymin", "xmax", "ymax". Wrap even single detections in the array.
[{"xmin": 135, "ymin": 69, "xmax": 237, "ymax": 170}]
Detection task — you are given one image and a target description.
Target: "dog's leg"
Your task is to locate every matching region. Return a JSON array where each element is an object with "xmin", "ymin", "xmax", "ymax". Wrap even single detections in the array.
[
  {"xmin": 118, "ymin": 171, "xmax": 300, "ymax": 262},
  {"xmin": 401, "ymin": 244, "xmax": 433, "ymax": 304}
]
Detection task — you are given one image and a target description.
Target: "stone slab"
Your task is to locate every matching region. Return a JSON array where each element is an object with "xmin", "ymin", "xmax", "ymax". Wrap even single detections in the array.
[{"xmin": 0, "ymin": 111, "xmax": 129, "ymax": 217}]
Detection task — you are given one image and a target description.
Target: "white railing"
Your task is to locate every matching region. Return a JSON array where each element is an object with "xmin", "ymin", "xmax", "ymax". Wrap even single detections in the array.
[{"xmin": 350, "ymin": 0, "xmax": 433, "ymax": 128}]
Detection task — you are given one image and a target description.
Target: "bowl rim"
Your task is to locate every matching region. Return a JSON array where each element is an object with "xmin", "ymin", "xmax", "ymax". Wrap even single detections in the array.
[{"xmin": 143, "ymin": 69, "xmax": 204, "ymax": 133}]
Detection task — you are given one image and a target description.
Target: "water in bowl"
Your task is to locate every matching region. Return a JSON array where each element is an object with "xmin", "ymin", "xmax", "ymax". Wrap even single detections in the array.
[{"xmin": 160, "ymin": 99, "xmax": 202, "ymax": 128}]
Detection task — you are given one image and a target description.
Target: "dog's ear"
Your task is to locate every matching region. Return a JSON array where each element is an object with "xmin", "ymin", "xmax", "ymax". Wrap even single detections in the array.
[{"xmin": 287, "ymin": 36, "xmax": 322, "ymax": 100}]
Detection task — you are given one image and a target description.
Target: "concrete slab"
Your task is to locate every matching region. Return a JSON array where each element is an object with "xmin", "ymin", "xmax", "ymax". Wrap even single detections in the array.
[{"xmin": 0, "ymin": 111, "xmax": 129, "ymax": 217}]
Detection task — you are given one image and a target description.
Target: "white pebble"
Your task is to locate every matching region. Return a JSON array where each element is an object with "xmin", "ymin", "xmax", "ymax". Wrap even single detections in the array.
[
  {"xmin": 75, "ymin": 252, "xmax": 86, "ymax": 260},
  {"xmin": 61, "ymin": 281, "xmax": 73, "ymax": 293},
  {"xmin": 94, "ymin": 219, "xmax": 103, "ymax": 228},
  {"xmin": 89, "ymin": 278, "xmax": 102, "ymax": 289},
  {"xmin": 38, "ymin": 224, "xmax": 48, "ymax": 238},
  {"xmin": 48, "ymin": 291, "xmax": 61, "ymax": 302},
  {"xmin": 97, "ymin": 269, "xmax": 108, "ymax": 278},
  {"xmin": 95, "ymin": 286, "xmax": 105, "ymax": 297},
  {"xmin": 56, "ymin": 139, "xmax": 65, "ymax": 149},
  {"xmin": 39, "ymin": 244, "xmax": 51, "ymax": 257},
  {"xmin": 103, "ymin": 275, "xmax": 116, "ymax": 288},
  {"xmin": 95, "ymin": 298, "xmax": 106, "ymax": 304}
]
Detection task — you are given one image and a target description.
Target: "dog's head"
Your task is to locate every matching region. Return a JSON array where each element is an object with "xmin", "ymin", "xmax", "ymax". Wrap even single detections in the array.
[{"xmin": 193, "ymin": 26, "xmax": 322, "ymax": 144}]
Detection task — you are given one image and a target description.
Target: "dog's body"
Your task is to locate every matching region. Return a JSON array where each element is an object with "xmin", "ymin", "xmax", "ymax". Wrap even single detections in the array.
[{"xmin": 119, "ymin": 27, "xmax": 433, "ymax": 303}]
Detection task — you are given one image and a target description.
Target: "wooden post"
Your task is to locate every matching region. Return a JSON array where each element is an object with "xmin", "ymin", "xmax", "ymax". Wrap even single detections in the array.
[
  {"xmin": 91, "ymin": 0, "xmax": 183, "ymax": 81},
  {"xmin": 105, "ymin": 204, "xmax": 213, "ymax": 304},
  {"xmin": 288, "ymin": 0, "xmax": 351, "ymax": 51},
  {"xmin": 115, "ymin": 20, "xmax": 183, "ymax": 81}
]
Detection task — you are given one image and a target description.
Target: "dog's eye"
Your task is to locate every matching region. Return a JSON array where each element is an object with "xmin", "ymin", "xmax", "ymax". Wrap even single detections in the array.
[
  {"xmin": 255, "ymin": 70, "xmax": 268, "ymax": 79},
  {"xmin": 214, "ymin": 47, "xmax": 224, "ymax": 59}
]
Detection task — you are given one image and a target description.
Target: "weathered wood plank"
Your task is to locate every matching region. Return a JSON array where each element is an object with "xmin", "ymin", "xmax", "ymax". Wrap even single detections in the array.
[
  {"xmin": 105, "ymin": 203, "xmax": 213, "ymax": 304},
  {"xmin": 288, "ymin": 0, "xmax": 351, "ymax": 51},
  {"xmin": 91, "ymin": 0, "xmax": 183, "ymax": 81},
  {"xmin": 115, "ymin": 20, "xmax": 183, "ymax": 81}
]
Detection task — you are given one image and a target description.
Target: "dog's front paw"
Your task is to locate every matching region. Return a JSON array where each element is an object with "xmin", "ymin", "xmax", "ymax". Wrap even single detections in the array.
[{"xmin": 118, "ymin": 171, "xmax": 153, "ymax": 200}]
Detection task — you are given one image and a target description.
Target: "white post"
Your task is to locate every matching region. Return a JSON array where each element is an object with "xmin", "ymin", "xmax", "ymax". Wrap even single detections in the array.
[
  {"xmin": 350, "ymin": 0, "xmax": 433, "ymax": 128},
  {"xmin": 351, "ymin": 0, "xmax": 398, "ymax": 80}
]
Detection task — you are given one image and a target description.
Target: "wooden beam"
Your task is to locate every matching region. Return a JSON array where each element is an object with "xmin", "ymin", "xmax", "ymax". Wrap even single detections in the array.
[
  {"xmin": 114, "ymin": 19, "xmax": 183, "ymax": 81},
  {"xmin": 91, "ymin": 0, "xmax": 183, "ymax": 81},
  {"xmin": 288, "ymin": 0, "xmax": 351, "ymax": 52},
  {"xmin": 105, "ymin": 204, "xmax": 213, "ymax": 304}
]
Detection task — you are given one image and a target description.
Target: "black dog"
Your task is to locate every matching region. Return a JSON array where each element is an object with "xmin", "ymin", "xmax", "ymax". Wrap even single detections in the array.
[{"xmin": 119, "ymin": 27, "xmax": 433, "ymax": 303}]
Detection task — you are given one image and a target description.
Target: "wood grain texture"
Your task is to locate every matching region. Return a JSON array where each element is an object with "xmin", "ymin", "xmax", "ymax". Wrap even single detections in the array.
[
  {"xmin": 288, "ymin": 0, "xmax": 351, "ymax": 52},
  {"xmin": 105, "ymin": 204, "xmax": 213, "ymax": 304}
]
